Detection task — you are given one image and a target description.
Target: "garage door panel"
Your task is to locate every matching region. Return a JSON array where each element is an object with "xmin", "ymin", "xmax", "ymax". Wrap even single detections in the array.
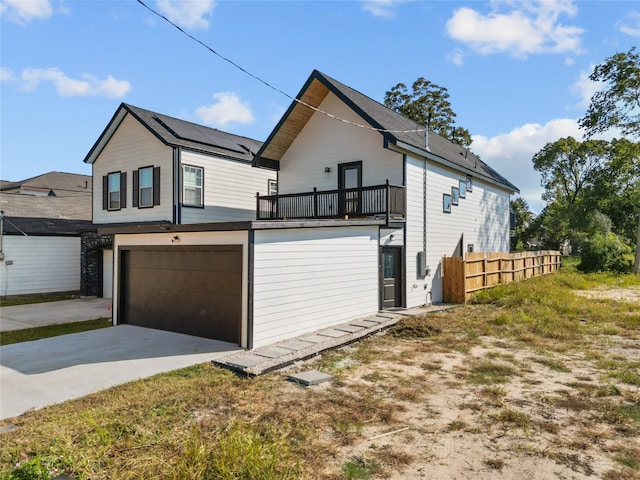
[
  {"xmin": 126, "ymin": 270, "xmax": 242, "ymax": 295},
  {"xmin": 121, "ymin": 247, "xmax": 242, "ymax": 344}
]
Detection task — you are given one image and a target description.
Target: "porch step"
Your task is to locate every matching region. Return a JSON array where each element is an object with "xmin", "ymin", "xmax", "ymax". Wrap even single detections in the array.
[{"xmin": 212, "ymin": 304, "xmax": 455, "ymax": 376}]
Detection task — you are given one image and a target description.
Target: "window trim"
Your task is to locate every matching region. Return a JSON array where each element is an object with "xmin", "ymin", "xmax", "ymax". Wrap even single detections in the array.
[
  {"xmin": 133, "ymin": 166, "xmax": 160, "ymax": 209},
  {"xmin": 268, "ymin": 178, "xmax": 278, "ymax": 196},
  {"xmin": 443, "ymin": 193, "xmax": 451, "ymax": 213},
  {"xmin": 107, "ymin": 171, "xmax": 121, "ymax": 211},
  {"xmin": 138, "ymin": 166, "xmax": 154, "ymax": 208},
  {"xmin": 182, "ymin": 164, "xmax": 204, "ymax": 208}
]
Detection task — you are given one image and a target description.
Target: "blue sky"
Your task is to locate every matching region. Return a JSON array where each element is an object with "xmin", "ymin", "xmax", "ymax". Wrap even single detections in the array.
[{"xmin": 1, "ymin": 0, "xmax": 638, "ymax": 212}]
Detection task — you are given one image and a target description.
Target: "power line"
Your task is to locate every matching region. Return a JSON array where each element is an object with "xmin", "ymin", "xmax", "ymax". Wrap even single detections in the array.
[{"xmin": 136, "ymin": 0, "xmax": 426, "ymax": 135}]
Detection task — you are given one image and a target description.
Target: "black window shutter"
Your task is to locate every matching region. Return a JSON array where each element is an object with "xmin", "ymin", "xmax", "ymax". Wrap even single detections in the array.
[
  {"xmin": 153, "ymin": 166, "xmax": 161, "ymax": 205},
  {"xmin": 120, "ymin": 172, "xmax": 127, "ymax": 209},
  {"xmin": 132, "ymin": 170, "xmax": 139, "ymax": 207},
  {"xmin": 102, "ymin": 175, "xmax": 108, "ymax": 210}
]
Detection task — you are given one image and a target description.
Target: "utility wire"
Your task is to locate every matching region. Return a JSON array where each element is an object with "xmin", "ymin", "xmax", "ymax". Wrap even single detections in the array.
[{"xmin": 136, "ymin": 0, "xmax": 426, "ymax": 135}]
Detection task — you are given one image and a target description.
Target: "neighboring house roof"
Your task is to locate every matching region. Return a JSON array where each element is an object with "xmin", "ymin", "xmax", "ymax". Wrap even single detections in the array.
[
  {"xmin": 0, "ymin": 171, "xmax": 92, "ymax": 197},
  {"xmin": 84, "ymin": 103, "xmax": 263, "ymax": 165},
  {"xmin": 2, "ymin": 216, "xmax": 94, "ymax": 236},
  {"xmin": 1, "ymin": 191, "xmax": 93, "ymax": 235},
  {"xmin": 255, "ymin": 70, "xmax": 519, "ymax": 193},
  {"xmin": 0, "ymin": 192, "xmax": 91, "ymax": 221}
]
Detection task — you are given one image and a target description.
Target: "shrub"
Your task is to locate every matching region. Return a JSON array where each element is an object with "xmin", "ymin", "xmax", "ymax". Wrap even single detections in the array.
[{"xmin": 578, "ymin": 232, "xmax": 633, "ymax": 273}]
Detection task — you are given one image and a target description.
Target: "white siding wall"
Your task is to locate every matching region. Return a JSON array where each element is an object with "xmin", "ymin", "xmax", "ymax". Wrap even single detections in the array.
[
  {"xmin": 0, "ymin": 236, "xmax": 80, "ymax": 296},
  {"xmin": 253, "ymin": 226, "xmax": 380, "ymax": 347},
  {"xmin": 405, "ymin": 155, "xmax": 511, "ymax": 306},
  {"xmin": 278, "ymin": 94, "xmax": 403, "ymax": 194},
  {"xmin": 180, "ymin": 150, "xmax": 276, "ymax": 223},
  {"xmin": 111, "ymin": 231, "xmax": 250, "ymax": 347},
  {"xmin": 92, "ymin": 114, "xmax": 174, "ymax": 224}
]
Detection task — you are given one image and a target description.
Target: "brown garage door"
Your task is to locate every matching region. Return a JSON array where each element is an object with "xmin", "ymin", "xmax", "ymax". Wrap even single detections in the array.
[{"xmin": 119, "ymin": 246, "xmax": 242, "ymax": 344}]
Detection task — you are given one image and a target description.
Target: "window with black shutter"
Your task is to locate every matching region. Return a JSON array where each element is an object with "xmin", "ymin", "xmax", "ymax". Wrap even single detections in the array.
[{"xmin": 133, "ymin": 166, "xmax": 160, "ymax": 208}]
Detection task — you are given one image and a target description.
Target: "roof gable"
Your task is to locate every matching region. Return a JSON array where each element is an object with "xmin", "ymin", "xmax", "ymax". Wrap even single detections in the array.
[
  {"xmin": 255, "ymin": 70, "xmax": 518, "ymax": 193},
  {"xmin": 84, "ymin": 104, "xmax": 263, "ymax": 165}
]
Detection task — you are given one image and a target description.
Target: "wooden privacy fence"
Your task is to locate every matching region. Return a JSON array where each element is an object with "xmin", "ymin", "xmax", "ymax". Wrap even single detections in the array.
[{"xmin": 443, "ymin": 251, "xmax": 562, "ymax": 304}]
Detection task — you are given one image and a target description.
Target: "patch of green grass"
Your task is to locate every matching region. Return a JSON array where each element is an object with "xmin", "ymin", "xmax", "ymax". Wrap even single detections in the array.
[
  {"xmin": 446, "ymin": 419, "xmax": 468, "ymax": 432},
  {"xmin": 495, "ymin": 408, "xmax": 531, "ymax": 431},
  {"xmin": 608, "ymin": 370, "xmax": 640, "ymax": 386},
  {"xmin": 468, "ymin": 360, "xmax": 515, "ymax": 385},
  {"xmin": 389, "ymin": 317, "xmax": 441, "ymax": 338},
  {"xmin": 0, "ymin": 292, "xmax": 77, "ymax": 307},
  {"xmin": 530, "ymin": 356, "xmax": 571, "ymax": 373},
  {"xmin": 342, "ymin": 455, "xmax": 382, "ymax": 479},
  {"xmin": 0, "ymin": 319, "xmax": 112, "ymax": 346},
  {"xmin": 600, "ymin": 403, "xmax": 640, "ymax": 436},
  {"xmin": 613, "ymin": 450, "xmax": 640, "ymax": 471}
]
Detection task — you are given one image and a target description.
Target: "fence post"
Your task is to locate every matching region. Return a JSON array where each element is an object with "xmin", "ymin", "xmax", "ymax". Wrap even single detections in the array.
[
  {"xmin": 313, "ymin": 187, "xmax": 318, "ymax": 218},
  {"xmin": 386, "ymin": 179, "xmax": 390, "ymax": 225},
  {"xmin": 256, "ymin": 192, "xmax": 260, "ymax": 220}
]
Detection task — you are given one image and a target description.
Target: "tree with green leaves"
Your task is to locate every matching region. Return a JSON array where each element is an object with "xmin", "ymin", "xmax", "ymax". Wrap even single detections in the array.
[
  {"xmin": 532, "ymin": 136, "xmax": 608, "ymax": 207},
  {"xmin": 531, "ymin": 136, "xmax": 621, "ymax": 254},
  {"xmin": 384, "ymin": 78, "xmax": 472, "ymax": 148},
  {"xmin": 579, "ymin": 47, "xmax": 640, "ymax": 139},
  {"xmin": 510, "ymin": 198, "xmax": 534, "ymax": 251},
  {"xmin": 579, "ymin": 47, "xmax": 640, "ymax": 273}
]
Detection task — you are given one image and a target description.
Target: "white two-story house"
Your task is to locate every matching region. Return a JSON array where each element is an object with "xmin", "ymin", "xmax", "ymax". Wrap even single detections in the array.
[{"xmin": 92, "ymin": 71, "xmax": 518, "ymax": 350}]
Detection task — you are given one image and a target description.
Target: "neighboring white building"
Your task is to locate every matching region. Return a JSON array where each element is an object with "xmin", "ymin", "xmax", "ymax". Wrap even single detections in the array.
[
  {"xmin": 95, "ymin": 71, "xmax": 518, "ymax": 349},
  {"xmin": 0, "ymin": 192, "xmax": 92, "ymax": 296}
]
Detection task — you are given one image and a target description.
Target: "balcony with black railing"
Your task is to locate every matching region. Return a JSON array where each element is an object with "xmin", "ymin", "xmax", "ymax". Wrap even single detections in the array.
[{"xmin": 256, "ymin": 181, "xmax": 405, "ymax": 222}]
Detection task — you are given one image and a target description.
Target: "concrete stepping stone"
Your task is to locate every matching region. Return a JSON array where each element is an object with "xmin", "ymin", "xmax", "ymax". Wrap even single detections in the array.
[
  {"xmin": 278, "ymin": 340, "xmax": 315, "ymax": 351},
  {"xmin": 334, "ymin": 324, "xmax": 364, "ymax": 333},
  {"xmin": 298, "ymin": 334, "xmax": 331, "ymax": 344},
  {"xmin": 349, "ymin": 319, "xmax": 379, "ymax": 328},
  {"xmin": 288, "ymin": 370, "xmax": 334, "ymax": 386},
  {"xmin": 317, "ymin": 328, "xmax": 348, "ymax": 338},
  {"xmin": 253, "ymin": 346, "xmax": 292, "ymax": 359},
  {"xmin": 225, "ymin": 354, "xmax": 266, "ymax": 369}
]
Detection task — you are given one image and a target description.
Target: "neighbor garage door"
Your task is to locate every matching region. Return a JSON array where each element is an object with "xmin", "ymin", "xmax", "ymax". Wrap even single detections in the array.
[{"xmin": 119, "ymin": 246, "xmax": 242, "ymax": 344}]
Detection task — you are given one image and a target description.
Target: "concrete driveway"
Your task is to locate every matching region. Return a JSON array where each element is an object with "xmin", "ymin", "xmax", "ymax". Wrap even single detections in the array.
[
  {"xmin": 0, "ymin": 298, "xmax": 112, "ymax": 331},
  {"xmin": 0, "ymin": 325, "xmax": 242, "ymax": 420}
]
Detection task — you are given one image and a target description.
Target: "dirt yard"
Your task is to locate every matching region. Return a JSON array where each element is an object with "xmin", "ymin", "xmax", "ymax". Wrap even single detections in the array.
[{"xmin": 285, "ymin": 286, "xmax": 640, "ymax": 479}]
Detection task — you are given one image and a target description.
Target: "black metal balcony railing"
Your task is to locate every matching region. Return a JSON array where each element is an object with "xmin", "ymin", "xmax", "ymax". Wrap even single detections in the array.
[{"xmin": 256, "ymin": 181, "xmax": 405, "ymax": 221}]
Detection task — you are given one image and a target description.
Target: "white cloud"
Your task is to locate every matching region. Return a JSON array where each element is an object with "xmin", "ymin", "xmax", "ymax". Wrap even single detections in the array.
[
  {"xmin": 445, "ymin": 0, "xmax": 584, "ymax": 60},
  {"xmin": 155, "ymin": 0, "xmax": 216, "ymax": 30},
  {"xmin": 472, "ymin": 118, "xmax": 583, "ymax": 212},
  {"xmin": 0, "ymin": 67, "xmax": 17, "ymax": 82},
  {"xmin": 361, "ymin": 0, "xmax": 407, "ymax": 19},
  {"xmin": 195, "ymin": 92, "xmax": 255, "ymax": 127},
  {"xmin": 568, "ymin": 66, "xmax": 603, "ymax": 109},
  {"xmin": 0, "ymin": 0, "xmax": 53, "ymax": 24},
  {"xmin": 17, "ymin": 68, "xmax": 131, "ymax": 98},
  {"xmin": 447, "ymin": 48, "xmax": 465, "ymax": 66},
  {"xmin": 618, "ymin": 10, "xmax": 640, "ymax": 37}
]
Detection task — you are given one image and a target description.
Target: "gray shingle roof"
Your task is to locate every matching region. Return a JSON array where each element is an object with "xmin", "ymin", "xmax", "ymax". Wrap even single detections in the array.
[
  {"xmin": 84, "ymin": 104, "xmax": 263, "ymax": 165},
  {"xmin": 2, "ymin": 216, "xmax": 94, "ymax": 236},
  {"xmin": 0, "ymin": 171, "xmax": 92, "ymax": 196},
  {"xmin": 257, "ymin": 70, "xmax": 518, "ymax": 193},
  {"xmin": 0, "ymin": 193, "xmax": 92, "ymax": 221}
]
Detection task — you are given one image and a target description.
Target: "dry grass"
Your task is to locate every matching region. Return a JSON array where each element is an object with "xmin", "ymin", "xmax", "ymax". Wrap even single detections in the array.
[{"xmin": 1, "ymin": 268, "xmax": 639, "ymax": 479}]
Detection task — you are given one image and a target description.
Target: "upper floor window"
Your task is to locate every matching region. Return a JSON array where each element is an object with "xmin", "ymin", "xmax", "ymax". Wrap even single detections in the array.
[
  {"xmin": 102, "ymin": 171, "xmax": 126, "ymax": 211},
  {"xmin": 268, "ymin": 178, "xmax": 278, "ymax": 196},
  {"xmin": 108, "ymin": 172, "xmax": 121, "ymax": 210},
  {"xmin": 133, "ymin": 166, "xmax": 160, "ymax": 208},
  {"xmin": 139, "ymin": 167, "xmax": 153, "ymax": 207},
  {"xmin": 183, "ymin": 165, "xmax": 203, "ymax": 207}
]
